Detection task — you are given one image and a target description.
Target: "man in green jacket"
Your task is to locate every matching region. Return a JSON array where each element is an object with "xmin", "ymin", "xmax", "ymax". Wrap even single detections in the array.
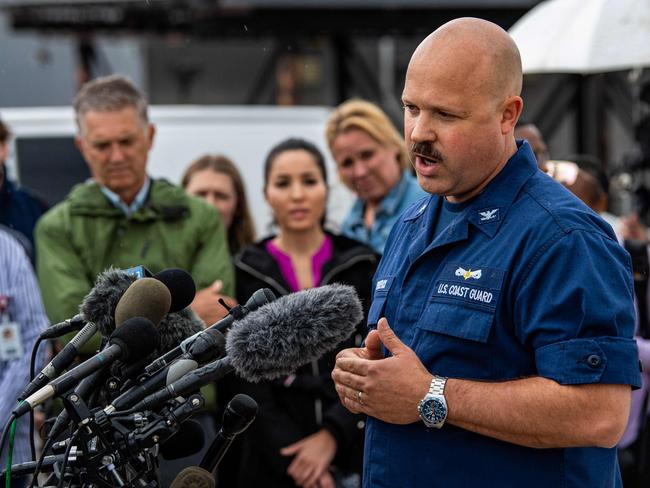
[{"xmin": 35, "ymin": 75, "xmax": 234, "ymax": 336}]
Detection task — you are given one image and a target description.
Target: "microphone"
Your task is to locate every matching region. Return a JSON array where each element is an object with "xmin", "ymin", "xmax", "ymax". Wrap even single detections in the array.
[
  {"xmin": 169, "ymin": 466, "xmax": 215, "ymax": 488},
  {"xmin": 212, "ymin": 287, "xmax": 277, "ymax": 333},
  {"xmin": 79, "ymin": 267, "xmax": 138, "ymax": 336},
  {"xmin": 39, "ymin": 314, "xmax": 86, "ymax": 339},
  {"xmin": 114, "ymin": 270, "xmax": 204, "ymax": 358},
  {"xmin": 154, "ymin": 307, "xmax": 205, "ymax": 358},
  {"xmin": 153, "ymin": 268, "xmax": 196, "ymax": 313},
  {"xmin": 19, "ymin": 320, "xmax": 99, "ymax": 400},
  {"xmin": 81, "ymin": 266, "xmax": 198, "ymax": 336},
  {"xmin": 104, "ymin": 328, "xmax": 226, "ymax": 413},
  {"xmin": 43, "ymin": 280, "xmax": 181, "ymax": 441},
  {"xmin": 44, "ymin": 368, "xmax": 109, "ymax": 444},
  {"xmin": 131, "ymin": 284, "xmax": 362, "ymax": 410},
  {"xmin": 145, "ymin": 288, "xmax": 276, "ymax": 375},
  {"xmin": 114, "ymin": 277, "xmax": 171, "ymax": 328},
  {"xmin": 199, "ymin": 394, "xmax": 257, "ymax": 473},
  {"xmin": 130, "ymin": 357, "xmax": 233, "ymax": 412},
  {"xmin": 19, "ymin": 272, "xmax": 171, "ymax": 400},
  {"xmin": 0, "ymin": 454, "xmax": 76, "ymax": 479},
  {"xmin": 14, "ymin": 317, "xmax": 160, "ymax": 417},
  {"xmin": 227, "ymin": 283, "xmax": 363, "ymax": 382}
]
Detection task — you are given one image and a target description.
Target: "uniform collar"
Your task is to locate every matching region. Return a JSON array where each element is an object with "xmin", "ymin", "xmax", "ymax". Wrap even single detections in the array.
[
  {"xmin": 464, "ymin": 140, "xmax": 538, "ymax": 237},
  {"xmin": 403, "ymin": 141, "xmax": 538, "ymax": 240}
]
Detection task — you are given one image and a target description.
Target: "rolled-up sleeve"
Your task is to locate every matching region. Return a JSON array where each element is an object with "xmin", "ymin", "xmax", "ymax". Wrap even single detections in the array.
[
  {"xmin": 535, "ymin": 337, "xmax": 640, "ymax": 386},
  {"xmin": 514, "ymin": 228, "xmax": 641, "ymax": 388}
]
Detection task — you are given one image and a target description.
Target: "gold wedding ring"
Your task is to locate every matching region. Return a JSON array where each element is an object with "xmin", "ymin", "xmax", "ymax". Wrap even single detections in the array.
[{"xmin": 357, "ymin": 390, "xmax": 364, "ymax": 405}]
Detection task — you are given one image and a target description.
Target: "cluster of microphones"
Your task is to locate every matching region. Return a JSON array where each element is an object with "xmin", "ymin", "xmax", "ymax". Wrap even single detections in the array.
[{"xmin": 0, "ymin": 266, "xmax": 363, "ymax": 488}]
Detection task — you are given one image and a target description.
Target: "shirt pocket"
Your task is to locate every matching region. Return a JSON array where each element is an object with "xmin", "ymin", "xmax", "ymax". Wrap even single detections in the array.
[
  {"xmin": 367, "ymin": 276, "xmax": 395, "ymax": 327},
  {"xmin": 416, "ymin": 301, "xmax": 495, "ymax": 343},
  {"xmin": 415, "ymin": 263, "xmax": 505, "ymax": 343}
]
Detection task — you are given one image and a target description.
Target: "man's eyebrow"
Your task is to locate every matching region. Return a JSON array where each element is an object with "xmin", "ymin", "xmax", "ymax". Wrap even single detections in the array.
[{"xmin": 401, "ymin": 98, "xmax": 470, "ymax": 118}]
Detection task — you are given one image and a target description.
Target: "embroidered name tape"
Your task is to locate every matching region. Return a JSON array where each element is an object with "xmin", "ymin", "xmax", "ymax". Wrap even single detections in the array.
[{"xmin": 431, "ymin": 263, "xmax": 505, "ymax": 309}]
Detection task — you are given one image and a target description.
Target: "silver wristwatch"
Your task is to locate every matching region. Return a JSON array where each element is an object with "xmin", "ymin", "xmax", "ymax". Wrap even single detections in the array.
[{"xmin": 417, "ymin": 375, "xmax": 448, "ymax": 429}]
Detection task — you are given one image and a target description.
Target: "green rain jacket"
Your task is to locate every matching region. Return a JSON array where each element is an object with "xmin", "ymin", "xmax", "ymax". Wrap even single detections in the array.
[{"xmin": 35, "ymin": 178, "xmax": 234, "ymax": 337}]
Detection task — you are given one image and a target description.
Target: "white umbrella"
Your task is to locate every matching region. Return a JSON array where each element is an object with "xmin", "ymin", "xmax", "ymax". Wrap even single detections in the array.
[{"xmin": 509, "ymin": 0, "xmax": 650, "ymax": 74}]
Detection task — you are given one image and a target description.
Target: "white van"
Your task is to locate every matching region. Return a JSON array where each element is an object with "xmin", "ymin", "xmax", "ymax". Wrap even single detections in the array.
[{"xmin": 0, "ymin": 105, "xmax": 355, "ymax": 236}]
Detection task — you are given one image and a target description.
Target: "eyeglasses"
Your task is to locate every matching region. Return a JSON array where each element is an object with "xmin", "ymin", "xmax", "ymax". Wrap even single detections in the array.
[{"xmin": 545, "ymin": 160, "xmax": 579, "ymax": 186}]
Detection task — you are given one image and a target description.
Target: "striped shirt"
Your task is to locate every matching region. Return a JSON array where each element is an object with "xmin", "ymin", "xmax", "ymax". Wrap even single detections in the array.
[{"xmin": 0, "ymin": 230, "xmax": 49, "ymax": 467}]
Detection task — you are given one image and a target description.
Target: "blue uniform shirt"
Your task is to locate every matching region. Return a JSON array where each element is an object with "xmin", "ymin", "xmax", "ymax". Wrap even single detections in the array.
[
  {"xmin": 364, "ymin": 142, "xmax": 641, "ymax": 488},
  {"xmin": 341, "ymin": 170, "xmax": 426, "ymax": 254}
]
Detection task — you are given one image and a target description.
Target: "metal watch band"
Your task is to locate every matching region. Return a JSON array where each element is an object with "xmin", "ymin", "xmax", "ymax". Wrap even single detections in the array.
[{"xmin": 429, "ymin": 375, "xmax": 447, "ymax": 396}]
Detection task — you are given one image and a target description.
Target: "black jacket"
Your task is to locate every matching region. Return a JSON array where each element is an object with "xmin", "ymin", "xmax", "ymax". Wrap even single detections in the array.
[{"xmin": 219, "ymin": 232, "xmax": 378, "ymax": 488}]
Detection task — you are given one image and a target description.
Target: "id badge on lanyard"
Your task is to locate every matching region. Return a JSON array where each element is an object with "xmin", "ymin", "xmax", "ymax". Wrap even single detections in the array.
[{"xmin": 0, "ymin": 295, "xmax": 23, "ymax": 361}]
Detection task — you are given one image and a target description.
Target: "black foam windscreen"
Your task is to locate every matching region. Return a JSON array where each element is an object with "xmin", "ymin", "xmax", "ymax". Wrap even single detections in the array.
[
  {"xmin": 221, "ymin": 394, "xmax": 257, "ymax": 437},
  {"xmin": 160, "ymin": 419, "xmax": 206, "ymax": 460},
  {"xmin": 227, "ymin": 394, "xmax": 258, "ymax": 424},
  {"xmin": 114, "ymin": 278, "xmax": 172, "ymax": 327},
  {"xmin": 110, "ymin": 317, "xmax": 160, "ymax": 363},
  {"xmin": 153, "ymin": 268, "xmax": 197, "ymax": 313}
]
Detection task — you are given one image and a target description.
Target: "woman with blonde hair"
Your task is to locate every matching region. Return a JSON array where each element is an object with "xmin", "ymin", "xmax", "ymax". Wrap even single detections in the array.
[
  {"xmin": 182, "ymin": 154, "xmax": 256, "ymax": 255},
  {"xmin": 325, "ymin": 99, "xmax": 425, "ymax": 253}
]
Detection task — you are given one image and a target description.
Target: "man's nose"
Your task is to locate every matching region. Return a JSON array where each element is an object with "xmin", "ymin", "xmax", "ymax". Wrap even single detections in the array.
[
  {"xmin": 410, "ymin": 113, "xmax": 436, "ymax": 144},
  {"xmin": 109, "ymin": 143, "xmax": 125, "ymax": 162}
]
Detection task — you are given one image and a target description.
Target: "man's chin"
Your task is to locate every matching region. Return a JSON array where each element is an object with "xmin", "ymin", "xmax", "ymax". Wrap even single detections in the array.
[{"xmin": 415, "ymin": 175, "xmax": 444, "ymax": 196}]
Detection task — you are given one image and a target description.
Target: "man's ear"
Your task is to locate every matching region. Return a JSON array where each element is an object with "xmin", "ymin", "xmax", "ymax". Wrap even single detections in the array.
[
  {"xmin": 74, "ymin": 134, "xmax": 86, "ymax": 157},
  {"xmin": 501, "ymin": 96, "xmax": 524, "ymax": 135},
  {"xmin": 146, "ymin": 123, "xmax": 156, "ymax": 151}
]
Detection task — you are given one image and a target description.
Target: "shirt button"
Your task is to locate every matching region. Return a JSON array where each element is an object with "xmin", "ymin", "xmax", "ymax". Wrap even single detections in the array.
[
  {"xmin": 587, "ymin": 354, "xmax": 601, "ymax": 367},
  {"xmin": 357, "ymin": 420, "xmax": 366, "ymax": 429}
]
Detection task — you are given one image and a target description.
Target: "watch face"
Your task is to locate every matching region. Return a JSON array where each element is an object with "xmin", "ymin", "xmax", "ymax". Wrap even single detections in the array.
[{"xmin": 421, "ymin": 396, "xmax": 447, "ymax": 425}]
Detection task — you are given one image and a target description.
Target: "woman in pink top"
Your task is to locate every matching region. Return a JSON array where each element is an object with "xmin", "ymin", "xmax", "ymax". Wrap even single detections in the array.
[{"xmin": 219, "ymin": 138, "xmax": 378, "ymax": 488}]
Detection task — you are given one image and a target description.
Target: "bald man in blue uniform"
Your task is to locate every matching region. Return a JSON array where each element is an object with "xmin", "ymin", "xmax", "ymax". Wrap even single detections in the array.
[{"xmin": 332, "ymin": 18, "xmax": 641, "ymax": 487}]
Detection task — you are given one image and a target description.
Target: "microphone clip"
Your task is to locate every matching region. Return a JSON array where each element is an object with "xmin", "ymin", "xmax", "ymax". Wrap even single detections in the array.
[{"xmin": 61, "ymin": 391, "xmax": 92, "ymax": 427}]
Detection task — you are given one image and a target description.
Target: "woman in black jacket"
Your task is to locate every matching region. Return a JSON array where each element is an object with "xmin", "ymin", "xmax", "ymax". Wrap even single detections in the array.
[{"xmin": 221, "ymin": 138, "xmax": 377, "ymax": 488}]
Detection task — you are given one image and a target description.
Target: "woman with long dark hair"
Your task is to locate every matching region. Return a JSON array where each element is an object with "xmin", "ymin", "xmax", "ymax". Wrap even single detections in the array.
[{"xmin": 226, "ymin": 138, "xmax": 378, "ymax": 488}]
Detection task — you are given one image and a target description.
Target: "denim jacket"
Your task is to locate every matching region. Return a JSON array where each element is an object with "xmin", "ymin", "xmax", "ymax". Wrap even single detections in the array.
[{"xmin": 341, "ymin": 170, "xmax": 426, "ymax": 254}]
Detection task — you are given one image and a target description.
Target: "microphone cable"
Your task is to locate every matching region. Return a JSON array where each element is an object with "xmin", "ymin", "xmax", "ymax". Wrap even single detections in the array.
[
  {"xmin": 29, "ymin": 435, "xmax": 56, "ymax": 488},
  {"xmin": 28, "ymin": 334, "xmax": 46, "ymax": 462},
  {"xmin": 55, "ymin": 429, "xmax": 80, "ymax": 488},
  {"xmin": 1, "ymin": 413, "xmax": 17, "ymax": 488}
]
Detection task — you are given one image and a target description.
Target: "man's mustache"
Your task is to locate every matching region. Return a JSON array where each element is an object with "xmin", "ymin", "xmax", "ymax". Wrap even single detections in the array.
[{"xmin": 410, "ymin": 142, "xmax": 444, "ymax": 162}]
